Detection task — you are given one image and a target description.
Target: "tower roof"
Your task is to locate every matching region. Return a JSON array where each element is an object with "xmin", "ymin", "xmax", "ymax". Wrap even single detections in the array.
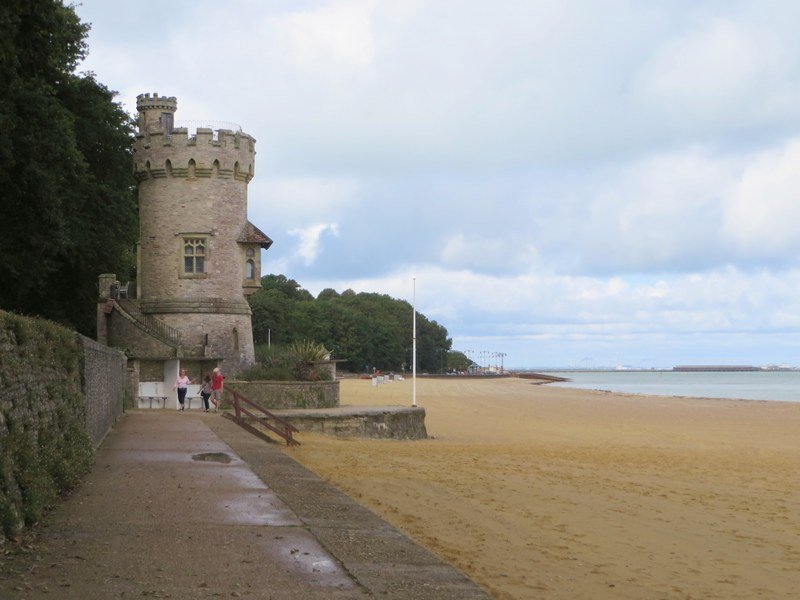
[{"xmin": 239, "ymin": 221, "xmax": 273, "ymax": 250}]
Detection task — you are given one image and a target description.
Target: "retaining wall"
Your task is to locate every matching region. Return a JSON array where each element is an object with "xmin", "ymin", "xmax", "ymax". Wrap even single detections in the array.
[
  {"xmin": 0, "ymin": 311, "xmax": 125, "ymax": 543},
  {"xmin": 275, "ymin": 406, "xmax": 428, "ymax": 440},
  {"xmin": 228, "ymin": 380, "xmax": 339, "ymax": 409}
]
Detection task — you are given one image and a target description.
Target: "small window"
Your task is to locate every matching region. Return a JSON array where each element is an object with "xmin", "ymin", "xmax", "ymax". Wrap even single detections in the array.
[
  {"xmin": 246, "ymin": 259, "xmax": 255, "ymax": 279},
  {"xmin": 183, "ymin": 237, "xmax": 206, "ymax": 274},
  {"xmin": 161, "ymin": 112, "xmax": 174, "ymax": 132}
]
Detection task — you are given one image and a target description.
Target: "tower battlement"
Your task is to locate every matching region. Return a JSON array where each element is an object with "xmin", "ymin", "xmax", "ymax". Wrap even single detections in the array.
[
  {"xmin": 136, "ymin": 93, "xmax": 178, "ymax": 112},
  {"xmin": 133, "ymin": 129, "xmax": 255, "ymax": 182},
  {"xmin": 133, "ymin": 95, "xmax": 256, "ymax": 182}
]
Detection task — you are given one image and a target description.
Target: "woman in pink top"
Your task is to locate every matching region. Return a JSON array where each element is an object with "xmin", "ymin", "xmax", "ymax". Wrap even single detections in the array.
[
  {"xmin": 174, "ymin": 369, "xmax": 193, "ymax": 411},
  {"xmin": 211, "ymin": 367, "xmax": 225, "ymax": 412}
]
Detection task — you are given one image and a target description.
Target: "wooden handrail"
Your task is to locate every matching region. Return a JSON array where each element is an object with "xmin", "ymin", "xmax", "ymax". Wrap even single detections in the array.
[{"xmin": 225, "ymin": 387, "xmax": 299, "ymax": 446}]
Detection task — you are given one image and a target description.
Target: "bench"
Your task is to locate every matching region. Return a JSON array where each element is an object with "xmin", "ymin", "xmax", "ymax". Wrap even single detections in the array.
[{"xmin": 138, "ymin": 396, "xmax": 168, "ymax": 409}]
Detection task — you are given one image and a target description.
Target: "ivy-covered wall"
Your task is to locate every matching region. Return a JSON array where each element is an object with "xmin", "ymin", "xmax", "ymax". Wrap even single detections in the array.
[{"xmin": 0, "ymin": 311, "xmax": 125, "ymax": 543}]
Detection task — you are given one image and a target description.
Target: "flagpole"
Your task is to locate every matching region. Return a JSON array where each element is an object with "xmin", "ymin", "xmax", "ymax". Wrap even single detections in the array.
[{"xmin": 412, "ymin": 277, "xmax": 417, "ymax": 407}]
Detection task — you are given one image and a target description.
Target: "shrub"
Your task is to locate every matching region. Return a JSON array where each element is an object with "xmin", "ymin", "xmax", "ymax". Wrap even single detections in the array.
[{"xmin": 242, "ymin": 341, "xmax": 333, "ymax": 381}]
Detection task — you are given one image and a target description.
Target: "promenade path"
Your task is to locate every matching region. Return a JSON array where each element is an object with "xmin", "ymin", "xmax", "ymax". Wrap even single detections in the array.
[{"xmin": 1, "ymin": 411, "xmax": 490, "ymax": 599}]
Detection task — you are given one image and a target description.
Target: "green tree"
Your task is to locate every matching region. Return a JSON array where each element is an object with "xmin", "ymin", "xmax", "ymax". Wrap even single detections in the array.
[
  {"xmin": 249, "ymin": 274, "xmax": 453, "ymax": 373},
  {"xmin": 0, "ymin": 1, "xmax": 137, "ymax": 334},
  {"xmin": 250, "ymin": 288, "xmax": 293, "ymax": 346},
  {"xmin": 261, "ymin": 274, "xmax": 314, "ymax": 301},
  {"xmin": 446, "ymin": 350, "xmax": 471, "ymax": 372}
]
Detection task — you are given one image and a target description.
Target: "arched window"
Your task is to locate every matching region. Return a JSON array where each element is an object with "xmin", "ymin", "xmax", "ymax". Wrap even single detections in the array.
[
  {"xmin": 188, "ymin": 159, "xmax": 196, "ymax": 178},
  {"xmin": 213, "ymin": 159, "xmax": 220, "ymax": 177},
  {"xmin": 246, "ymin": 259, "xmax": 255, "ymax": 279},
  {"xmin": 165, "ymin": 159, "xmax": 173, "ymax": 177},
  {"xmin": 234, "ymin": 161, "xmax": 240, "ymax": 180},
  {"xmin": 183, "ymin": 237, "xmax": 206, "ymax": 274}
]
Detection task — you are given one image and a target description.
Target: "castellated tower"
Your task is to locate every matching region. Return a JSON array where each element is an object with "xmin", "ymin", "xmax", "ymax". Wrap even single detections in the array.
[{"xmin": 98, "ymin": 93, "xmax": 272, "ymax": 406}]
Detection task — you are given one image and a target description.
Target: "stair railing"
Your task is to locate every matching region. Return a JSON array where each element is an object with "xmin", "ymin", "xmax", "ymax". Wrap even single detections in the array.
[
  {"xmin": 114, "ymin": 299, "xmax": 183, "ymax": 348},
  {"xmin": 225, "ymin": 387, "xmax": 300, "ymax": 446}
]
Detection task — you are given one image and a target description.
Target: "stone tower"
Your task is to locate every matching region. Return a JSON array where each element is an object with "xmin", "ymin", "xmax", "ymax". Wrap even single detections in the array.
[{"xmin": 98, "ymin": 93, "xmax": 272, "ymax": 406}]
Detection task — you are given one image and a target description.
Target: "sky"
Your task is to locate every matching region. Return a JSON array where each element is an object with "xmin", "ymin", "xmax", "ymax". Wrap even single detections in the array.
[{"xmin": 72, "ymin": 0, "xmax": 800, "ymax": 369}]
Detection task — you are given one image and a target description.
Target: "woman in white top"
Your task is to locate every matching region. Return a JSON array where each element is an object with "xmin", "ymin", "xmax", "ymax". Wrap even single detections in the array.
[{"xmin": 174, "ymin": 369, "xmax": 193, "ymax": 411}]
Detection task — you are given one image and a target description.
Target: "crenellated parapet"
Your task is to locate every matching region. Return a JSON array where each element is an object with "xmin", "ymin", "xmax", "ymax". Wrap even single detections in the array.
[
  {"xmin": 133, "ymin": 127, "xmax": 256, "ymax": 182},
  {"xmin": 134, "ymin": 92, "xmax": 256, "ymax": 183}
]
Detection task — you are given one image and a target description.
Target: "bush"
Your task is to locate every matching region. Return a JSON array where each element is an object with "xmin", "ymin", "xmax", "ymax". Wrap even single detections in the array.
[{"xmin": 242, "ymin": 341, "xmax": 333, "ymax": 382}]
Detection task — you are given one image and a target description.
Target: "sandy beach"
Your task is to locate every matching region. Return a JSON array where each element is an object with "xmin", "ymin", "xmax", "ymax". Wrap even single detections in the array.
[{"xmin": 285, "ymin": 376, "xmax": 800, "ymax": 599}]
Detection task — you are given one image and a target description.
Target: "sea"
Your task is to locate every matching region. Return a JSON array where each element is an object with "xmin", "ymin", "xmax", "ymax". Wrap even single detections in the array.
[{"xmin": 543, "ymin": 370, "xmax": 800, "ymax": 404}]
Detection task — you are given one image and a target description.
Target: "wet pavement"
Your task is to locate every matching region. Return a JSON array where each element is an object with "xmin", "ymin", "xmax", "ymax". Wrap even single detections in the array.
[{"xmin": 0, "ymin": 411, "xmax": 491, "ymax": 599}]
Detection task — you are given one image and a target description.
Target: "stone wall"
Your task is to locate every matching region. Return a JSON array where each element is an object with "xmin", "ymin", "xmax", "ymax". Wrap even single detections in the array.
[
  {"xmin": 79, "ymin": 336, "xmax": 126, "ymax": 447},
  {"xmin": 227, "ymin": 380, "xmax": 340, "ymax": 410},
  {"xmin": 0, "ymin": 311, "xmax": 125, "ymax": 543},
  {"xmin": 275, "ymin": 407, "xmax": 428, "ymax": 440}
]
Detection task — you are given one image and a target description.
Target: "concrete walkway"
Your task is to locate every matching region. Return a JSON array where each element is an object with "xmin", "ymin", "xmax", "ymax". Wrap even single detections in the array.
[{"xmin": 1, "ymin": 411, "xmax": 491, "ymax": 599}]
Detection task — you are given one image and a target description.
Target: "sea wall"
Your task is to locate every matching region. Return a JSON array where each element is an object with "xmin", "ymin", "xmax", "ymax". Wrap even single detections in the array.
[
  {"xmin": 274, "ymin": 406, "xmax": 428, "ymax": 440},
  {"xmin": 227, "ymin": 380, "xmax": 339, "ymax": 409},
  {"xmin": 0, "ymin": 311, "xmax": 126, "ymax": 543}
]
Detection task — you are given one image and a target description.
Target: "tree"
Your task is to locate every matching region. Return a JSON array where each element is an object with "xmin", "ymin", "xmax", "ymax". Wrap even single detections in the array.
[
  {"xmin": 248, "ymin": 274, "xmax": 453, "ymax": 372},
  {"xmin": 316, "ymin": 288, "xmax": 339, "ymax": 301},
  {"xmin": 260, "ymin": 274, "xmax": 314, "ymax": 301},
  {"xmin": 0, "ymin": 1, "xmax": 137, "ymax": 334},
  {"xmin": 447, "ymin": 350, "xmax": 471, "ymax": 372},
  {"xmin": 250, "ymin": 288, "xmax": 293, "ymax": 346}
]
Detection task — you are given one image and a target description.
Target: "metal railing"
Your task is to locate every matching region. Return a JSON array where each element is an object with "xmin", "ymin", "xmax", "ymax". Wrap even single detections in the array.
[
  {"xmin": 115, "ymin": 299, "xmax": 182, "ymax": 348},
  {"xmin": 226, "ymin": 388, "xmax": 300, "ymax": 446}
]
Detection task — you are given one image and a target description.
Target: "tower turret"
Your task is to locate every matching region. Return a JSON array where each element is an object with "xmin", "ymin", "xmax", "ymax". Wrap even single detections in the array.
[{"xmin": 136, "ymin": 93, "xmax": 177, "ymax": 133}]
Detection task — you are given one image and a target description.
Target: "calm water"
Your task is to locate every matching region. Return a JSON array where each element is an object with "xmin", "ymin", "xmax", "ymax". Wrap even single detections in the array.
[{"xmin": 545, "ymin": 370, "xmax": 800, "ymax": 403}]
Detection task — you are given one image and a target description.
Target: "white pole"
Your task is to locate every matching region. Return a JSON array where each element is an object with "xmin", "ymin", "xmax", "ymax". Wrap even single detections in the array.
[
  {"xmin": 412, "ymin": 277, "xmax": 417, "ymax": 407},
  {"xmin": 268, "ymin": 328, "xmax": 271, "ymax": 348}
]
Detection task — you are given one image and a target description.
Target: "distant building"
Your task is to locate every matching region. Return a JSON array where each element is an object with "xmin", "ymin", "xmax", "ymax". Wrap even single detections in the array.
[
  {"xmin": 97, "ymin": 93, "xmax": 272, "ymax": 407},
  {"xmin": 672, "ymin": 365, "xmax": 759, "ymax": 372}
]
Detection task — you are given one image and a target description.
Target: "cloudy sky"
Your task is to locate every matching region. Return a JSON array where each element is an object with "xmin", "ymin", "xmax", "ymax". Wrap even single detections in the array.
[{"xmin": 73, "ymin": 0, "xmax": 800, "ymax": 369}]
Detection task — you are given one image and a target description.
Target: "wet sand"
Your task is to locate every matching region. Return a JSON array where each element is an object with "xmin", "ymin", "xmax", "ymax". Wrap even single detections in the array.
[{"xmin": 285, "ymin": 377, "xmax": 800, "ymax": 599}]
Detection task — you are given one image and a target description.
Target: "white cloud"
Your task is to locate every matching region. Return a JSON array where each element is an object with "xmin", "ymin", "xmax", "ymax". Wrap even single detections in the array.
[
  {"xmin": 561, "ymin": 149, "xmax": 736, "ymax": 273},
  {"xmin": 722, "ymin": 138, "xmax": 800, "ymax": 256},
  {"xmin": 288, "ymin": 223, "xmax": 341, "ymax": 266},
  {"xmin": 440, "ymin": 233, "xmax": 539, "ymax": 272},
  {"xmin": 251, "ymin": 177, "xmax": 359, "ymax": 220},
  {"xmin": 634, "ymin": 20, "xmax": 766, "ymax": 113},
  {"xmin": 275, "ymin": 0, "xmax": 378, "ymax": 71}
]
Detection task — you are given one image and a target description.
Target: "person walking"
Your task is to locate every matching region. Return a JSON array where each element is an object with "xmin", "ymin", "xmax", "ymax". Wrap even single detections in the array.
[
  {"xmin": 174, "ymin": 369, "xmax": 193, "ymax": 411},
  {"xmin": 211, "ymin": 367, "xmax": 225, "ymax": 412},
  {"xmin": 199, "ymin": 374, "xmax": 212, "ymax": 412}
]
